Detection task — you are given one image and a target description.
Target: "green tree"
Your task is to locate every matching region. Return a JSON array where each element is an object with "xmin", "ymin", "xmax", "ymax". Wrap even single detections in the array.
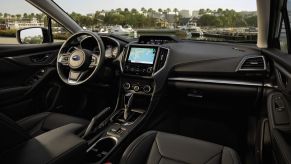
[
  {"xmin": 199, "ymin": 9, "xmax": 205, "ymax": 15},
  {"xmin": 245, "ymin": 15, "xmax": 257, "ymax": 27},
  {"xmin": 4, "ymin": 13, "xmax": 9, "ymax": 18},
  {"xmin": 16, "ymin": 14, "xmax": 21, "ymax": 20},
  {"xmin": 173, "ymin": 8, "xmax": 179, "ymax": 15},
  {"xmin": 141, "ymin": 7, "xmax": 147, "ymax": 14},
  {"xmin": 197, "ymin": 15, "xmax": 219, "ymax": 26},
  {"xmin": 147, "ymin": 8, "xmax": 154, "ymax": 17},
  {"xmin": 131, "ymin": 8, "xmax": 138, "ymax": 14},
  {"xmin": 23, "ymin": 13, "xmax": 28, "ymax": 18},
  {"xmin": 166, "ymin": 8, "xmax": 171, "ymax": 14}
]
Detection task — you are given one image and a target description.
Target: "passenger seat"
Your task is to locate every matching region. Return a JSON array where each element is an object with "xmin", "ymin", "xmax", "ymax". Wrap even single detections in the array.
[{"xmin": 120, "ymin": 131, "xmax": 240, "ymax": 164}]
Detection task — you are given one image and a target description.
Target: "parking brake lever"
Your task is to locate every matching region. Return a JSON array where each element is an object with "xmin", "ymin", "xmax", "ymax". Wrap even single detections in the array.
[{"xmin": 82, "ymin": 107, "xmax": 111, "ymax": 139}]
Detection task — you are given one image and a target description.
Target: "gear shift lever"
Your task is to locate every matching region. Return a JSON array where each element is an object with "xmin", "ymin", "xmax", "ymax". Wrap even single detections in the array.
[{"xmin": 124, "ymin": 93, "xmax": 134, "ymax": 120}]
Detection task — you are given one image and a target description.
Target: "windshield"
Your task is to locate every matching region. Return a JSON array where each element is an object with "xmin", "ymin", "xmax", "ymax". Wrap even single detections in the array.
[{"xmin": 54, "ymin": 0, "xmax": 257, "ymax": 42}]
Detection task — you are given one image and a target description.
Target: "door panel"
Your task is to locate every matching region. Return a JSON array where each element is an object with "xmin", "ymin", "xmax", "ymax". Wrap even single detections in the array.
[
  {"xmin": 263, "ymin": 49, "xmax": 291, "ymax": 164},
  {"xmin": 0, "ymin": 43, "xmax": 62, "ymax": 120}
]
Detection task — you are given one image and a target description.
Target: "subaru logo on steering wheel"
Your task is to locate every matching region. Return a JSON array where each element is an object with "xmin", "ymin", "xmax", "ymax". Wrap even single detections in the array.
[{"xmin": 72, "ymin": 55, "xmax": 80, "ymax": 61}]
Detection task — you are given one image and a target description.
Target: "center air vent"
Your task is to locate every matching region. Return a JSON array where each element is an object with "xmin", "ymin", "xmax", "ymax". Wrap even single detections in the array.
[
  {"xmin": 238, "ymin": 56, "xmax": 266, "ymax": 71},
  {"xmin": 155, "ymin": 48, "xmax": 169, "ymax": 72}
]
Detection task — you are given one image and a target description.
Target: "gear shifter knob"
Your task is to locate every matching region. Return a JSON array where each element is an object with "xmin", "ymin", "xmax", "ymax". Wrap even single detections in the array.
[{"xmin": 124, "ymin": 93, "xmax": 134, "ymax": 120}]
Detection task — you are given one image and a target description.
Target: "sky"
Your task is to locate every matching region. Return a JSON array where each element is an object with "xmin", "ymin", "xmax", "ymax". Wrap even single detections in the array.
[{"xmin": 0, "ymin": 0, "xmax": 257, "ymax": 14}]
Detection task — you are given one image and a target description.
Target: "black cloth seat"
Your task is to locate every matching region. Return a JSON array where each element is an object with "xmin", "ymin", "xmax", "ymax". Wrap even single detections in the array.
[
  {"xmin": 17, "ymin": 112, "xmax": 89, "ymax": 137},
  {"xmin": 121, "ymin": 131, "xmax": 241, "ymax": 164}
]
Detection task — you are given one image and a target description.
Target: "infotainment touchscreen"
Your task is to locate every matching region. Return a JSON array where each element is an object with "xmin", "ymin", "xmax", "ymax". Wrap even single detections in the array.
[{"xmin": 127, "ymin": 47, "xmax": 156, "ymax": 64}]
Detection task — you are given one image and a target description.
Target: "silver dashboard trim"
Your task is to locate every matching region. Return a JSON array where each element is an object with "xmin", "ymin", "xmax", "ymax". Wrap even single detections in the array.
[{"xmin": 168, "ymin": 77, "xmax": 264, "ymax": 87}]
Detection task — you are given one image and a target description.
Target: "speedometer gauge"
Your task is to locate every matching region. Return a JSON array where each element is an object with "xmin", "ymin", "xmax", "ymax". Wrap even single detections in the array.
[{"xmin": 105, "ymin": 45, "xmax": 113, "ymax": 58}]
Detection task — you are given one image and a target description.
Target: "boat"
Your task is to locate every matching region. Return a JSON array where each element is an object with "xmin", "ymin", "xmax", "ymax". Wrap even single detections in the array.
[
  {"xmin": 110, "ymin": 25, "xmax": 135, "ymax": 36},
  {"xmin": 179, "ymin": 23, "xmax": 204, "ymax": 37}
]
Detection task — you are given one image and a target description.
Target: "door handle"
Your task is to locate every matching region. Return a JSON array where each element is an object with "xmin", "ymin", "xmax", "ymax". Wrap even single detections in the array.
[{"xmin": 30, "ymin": 54, "xmax": 50, "ymax": 63}]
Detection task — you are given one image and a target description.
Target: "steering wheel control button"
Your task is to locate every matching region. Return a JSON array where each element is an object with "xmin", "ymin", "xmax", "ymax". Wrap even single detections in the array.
[
  {"xmin": 143, "ymin": 85, "xmax": 152, "ymax": 93},
  {"xmin": 133, "ymin": 86, "xmax": 140, "ymax": 92},
  {"xmin": 123, "ymin": 82, "xmax": 131, "ymax": 90},
  {"xmin": 69, "ymin": 50, "xmax": 86, "ymax": 69}
]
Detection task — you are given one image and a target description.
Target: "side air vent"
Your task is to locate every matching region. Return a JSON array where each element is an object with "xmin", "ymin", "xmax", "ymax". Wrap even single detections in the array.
[
  {"xmin": 237, "ymin": 56, "xmax": 266, "ymax": 71},
  {"xmin": 155, "ymin": 48, "xmax": 169, "ymax": 72}
]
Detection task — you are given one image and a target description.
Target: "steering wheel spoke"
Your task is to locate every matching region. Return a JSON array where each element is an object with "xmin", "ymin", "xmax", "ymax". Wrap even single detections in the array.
[
  {"xmin": 89, "ymin": 54, "xmax": 100, "ymax": 68},
  {"xmin": 58, "ymin": 53, "xmax": 70, "ymax": 66},
  {"xmin": 68, "ymin": 70, "xmax": 87, "ymax": 84}
]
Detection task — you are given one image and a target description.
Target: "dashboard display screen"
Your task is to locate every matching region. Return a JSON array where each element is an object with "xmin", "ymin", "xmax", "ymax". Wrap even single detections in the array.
[{"xmin": 127, "ymin": 47, "xmax": 156, "ymax": 64}]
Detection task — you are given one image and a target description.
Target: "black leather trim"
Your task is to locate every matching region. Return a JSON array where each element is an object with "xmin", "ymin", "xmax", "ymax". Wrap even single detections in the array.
[
  {"xmin": 17, "ymin": 112, "xmax": 89, "ymax": 137},
  {"xmin": 271, "ymin": 129, "xmax": 291, "ymax": 164},
  {"xmin": 121, "ymin": 131, "xmax": 157, "ymax": 164},
  {"xmin": 0, "ymin": 123, "xmax": 87, "ymax": 164},
  {"xmin": 0, "ymin": 113, "xmax": 31, "ymax": 155},
  {"xmin": 121, "ymin": 131, "xmax": 241, "ymax": 164}
]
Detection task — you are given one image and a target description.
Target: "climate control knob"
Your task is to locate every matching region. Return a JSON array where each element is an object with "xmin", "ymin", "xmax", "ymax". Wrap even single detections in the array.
[
  {"xmin": 123, "ymin": 82, "xmax": 131, "ymax": 90},
  {"xmin": 146, "ymin": 67, "xmax": 153, "ymax": 74},
  {"xmin": 143, "ymin": 85, "xmax": 152, "ymax": 93},
  {"xmin": 133, "ymin": 86, "xmax": 140, "ymax": 92}
]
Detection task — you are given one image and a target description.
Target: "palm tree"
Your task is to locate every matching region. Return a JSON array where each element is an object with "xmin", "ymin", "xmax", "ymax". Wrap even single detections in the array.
[
  {"xmin": 166, "ymin": 8, "xmax": 171, "ymax": 14},
  {"xmin": 16, "ymin": 14, "xmax": 21, "ymax": 20},
  {"xmin": 206, "ymin": 8, "xmax": 211, "ymax": 14},
  {"xmin": 124, "ymin": 8, "xmax": 129, "ymax": 13},
  {"xmin": 173, "ymin": 8, "xmax": 179, "ymax": 15},
  {"xmin": 158, "ymin": 8, "xmax": 163, "ymax": 14},
  {"xmin": 199, "ymin": 9, "xmax": 205, "ymax": 15},
  {"xmin": 131, "ymin": 8, "xmax": 138, "ymax": 14},
  {"xmin": 141, "ymin": 7, "xmax": 147, "ymax": 15},
  {"xmin": 147, "ymin": 8, "xmax": 154, "ymax": 17},
  {"xmin": 217, "ymin": 8, "xmax": 223, "ymax": 16},
  {"xmin": 116, "ymin": 8, "xmax": 122, "ymax": 13},
  {"xmin": 4, "ymin": 13, "xmax": 9, "ymax": 18}
]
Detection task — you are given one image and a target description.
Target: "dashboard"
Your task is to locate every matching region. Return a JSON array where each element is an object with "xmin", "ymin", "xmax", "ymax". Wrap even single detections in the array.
[
  {"xmin": 78, "ymin": 34, "xmax": 268, "ymax": 89},
  {"xmin": 75, "ymin": 34, "xmax": 269, "ymax": 103}
]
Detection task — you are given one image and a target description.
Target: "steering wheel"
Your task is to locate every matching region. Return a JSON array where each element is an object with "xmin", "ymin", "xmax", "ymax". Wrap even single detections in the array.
[{"xmin": 57, "ymin": 31, "xmax": 105, "ymax": 85}]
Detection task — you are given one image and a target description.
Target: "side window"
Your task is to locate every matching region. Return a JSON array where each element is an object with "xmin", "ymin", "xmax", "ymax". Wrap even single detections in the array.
[
  {"xmin": 51, "ymin": 20, "xmax": 71, "ymax": 42},
  {"xmin": 0, "ymin": 1, "xmax": 47, "ymax": 44}
]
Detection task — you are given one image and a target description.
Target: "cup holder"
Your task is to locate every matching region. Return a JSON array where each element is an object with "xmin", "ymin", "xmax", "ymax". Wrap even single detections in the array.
[{"xmin": 87, "ymin": 137, "xmax": 117, "ymax": 162}]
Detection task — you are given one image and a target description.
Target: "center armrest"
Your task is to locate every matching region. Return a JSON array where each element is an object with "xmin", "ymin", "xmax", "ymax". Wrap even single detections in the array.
[{"xmin": 0, "ymin": 123, "xmax": 88, "ymax": 164}]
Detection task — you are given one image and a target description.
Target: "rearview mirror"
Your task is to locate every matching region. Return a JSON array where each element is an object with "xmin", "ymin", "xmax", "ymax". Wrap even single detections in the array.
[{"xmin": 17, "ymin": 27, "xmax": 50, "ymax": 44}]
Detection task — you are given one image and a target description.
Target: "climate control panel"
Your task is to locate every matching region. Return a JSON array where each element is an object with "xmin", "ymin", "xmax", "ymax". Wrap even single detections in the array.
[
  {"xmin": 124, "ymin": 64, "xmax": 153, "ymax": 76},
  {"xmin": 122, "ymin": 79, "xmax": 153, "ymax": 94}
]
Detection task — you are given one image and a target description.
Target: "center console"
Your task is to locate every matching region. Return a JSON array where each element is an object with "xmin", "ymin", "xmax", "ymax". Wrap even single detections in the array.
[
  {"xmin": 85, "ymin": 44, "xmax": 169, "ymax": 164},
  {"xmin": 122, "ymin": 44, "xmax": 169, "ymax": 94}
]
